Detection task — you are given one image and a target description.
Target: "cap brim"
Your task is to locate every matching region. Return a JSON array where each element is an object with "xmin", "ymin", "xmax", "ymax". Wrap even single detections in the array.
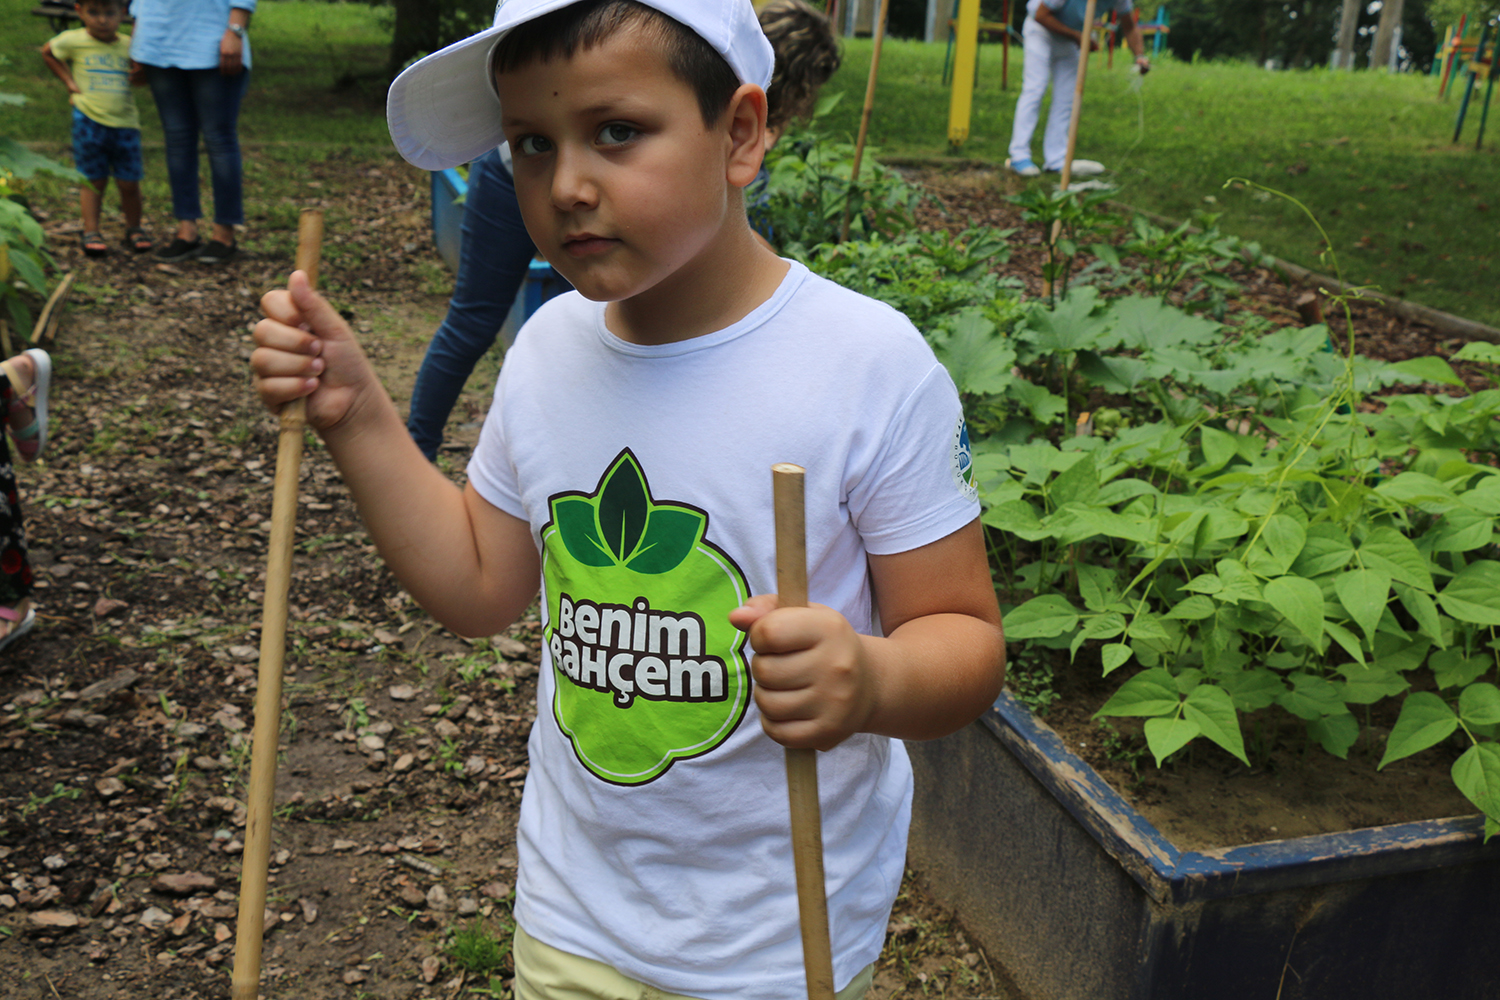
[{"xmin": 387, "ymin": 26, "xmax": 509, "ymax": 171}]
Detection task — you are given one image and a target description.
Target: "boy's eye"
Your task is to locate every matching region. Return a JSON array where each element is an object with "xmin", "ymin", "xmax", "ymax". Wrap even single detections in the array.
[
  {"xmin": 515, "ymin": 135, "xmax": 552, "ymax": 156},
  {"xmin": 597, "ymin": 124, "xmax": 638, "ymax": 147}
]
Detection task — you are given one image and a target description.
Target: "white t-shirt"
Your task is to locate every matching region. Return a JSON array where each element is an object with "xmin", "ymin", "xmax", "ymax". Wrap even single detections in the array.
[{"xmin": 467, "ymin": 261, "xmax": 980, "ymax": 1000}]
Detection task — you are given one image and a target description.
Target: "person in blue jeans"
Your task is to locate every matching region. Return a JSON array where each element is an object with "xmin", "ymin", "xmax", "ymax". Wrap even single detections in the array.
[
  {"xmin": 406, "ymin": 144, "xmax": 565, "ymax": 461},
  {"xmin": 129, "ymin": 0, "xmax": 255, "ymax": 264}
]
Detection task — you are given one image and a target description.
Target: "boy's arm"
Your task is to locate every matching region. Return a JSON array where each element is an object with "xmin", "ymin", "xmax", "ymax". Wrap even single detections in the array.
[
  {"xmin": 39, "ymin": 43, "xmax": 80, "ymax": 95},
  {"xmin": 253, "ymin": 273, "xmax": 540, "ymax": 637},
  {"xmin": 731, "ymin": 519, "xmax": 1005, "ymax": 750}
]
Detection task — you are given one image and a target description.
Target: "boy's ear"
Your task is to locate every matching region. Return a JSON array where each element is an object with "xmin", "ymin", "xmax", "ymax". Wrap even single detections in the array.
[{"xmin": 724, "ymin": 83, "xmax": 769, "ymax": 190}]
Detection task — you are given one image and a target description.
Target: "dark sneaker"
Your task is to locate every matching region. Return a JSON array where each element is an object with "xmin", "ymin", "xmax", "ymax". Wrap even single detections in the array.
[
  {"xmin": 155, "ymin": 237, "xmax": 203, "ymax": 262},
  {"xmin": 197, "ymin": 240, "xmax": 238, "ymax": 265}
]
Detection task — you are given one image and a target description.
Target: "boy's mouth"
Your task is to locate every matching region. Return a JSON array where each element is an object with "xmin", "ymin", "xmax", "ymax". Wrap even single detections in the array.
[{"xmin": 562, "ymin": 234, "xmax": 618, "ymax": 258}]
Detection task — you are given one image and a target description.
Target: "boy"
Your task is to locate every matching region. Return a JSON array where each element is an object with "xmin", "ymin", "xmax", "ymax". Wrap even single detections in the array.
[
  {"xmin": 1006, "ymin": 0, "xmax": 1150, "ymax": 178},
  {"xmin": 252, "ymin": 2, "xmax": 1004, "ymax": 998},
  {"xmin": 40, "ymin": 0, "xmax": 151, "ymax": 257}
]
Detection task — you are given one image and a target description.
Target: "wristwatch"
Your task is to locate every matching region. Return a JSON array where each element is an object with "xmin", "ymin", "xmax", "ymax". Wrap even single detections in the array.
[{"xmin": 227, "ymin": 24, "xmax": 246, "ymax": 39}]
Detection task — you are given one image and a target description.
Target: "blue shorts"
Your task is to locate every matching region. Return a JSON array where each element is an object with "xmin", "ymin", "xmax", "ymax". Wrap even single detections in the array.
[{"xmin": 71, "ymin": 109, "xmax": 143, "ymax": 183}]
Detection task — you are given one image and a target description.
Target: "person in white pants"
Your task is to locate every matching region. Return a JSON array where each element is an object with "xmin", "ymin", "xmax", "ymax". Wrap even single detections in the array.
[{"xmin": 1007, "ymin": 0, "xmax": 1150, "ymax": 178}]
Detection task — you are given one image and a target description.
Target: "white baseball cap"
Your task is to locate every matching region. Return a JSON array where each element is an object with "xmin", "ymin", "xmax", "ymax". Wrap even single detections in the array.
[{"xmin": 388, "ymin": 0, "xmax": 775, "ymax": 171}]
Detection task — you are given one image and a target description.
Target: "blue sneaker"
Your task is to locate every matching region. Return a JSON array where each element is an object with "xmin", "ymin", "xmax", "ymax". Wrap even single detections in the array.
[{"xmin": 1006, "ymin": 157, "xmax": 1041, "ymax": 177}]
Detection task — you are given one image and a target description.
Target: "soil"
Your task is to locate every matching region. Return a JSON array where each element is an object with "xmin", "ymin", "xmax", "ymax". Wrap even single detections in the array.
[{"xmin": 0, "ymin": 153, "xmax": 1483, "ymax": 999}]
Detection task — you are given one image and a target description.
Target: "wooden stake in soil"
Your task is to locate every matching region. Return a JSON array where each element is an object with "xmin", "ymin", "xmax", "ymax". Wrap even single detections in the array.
[
  {"xmin": 1044, "ymin": 0, "xmax": 1099, "ymax": 297},
  {"xmin": 232, "ymin": 208, "xmax": 322, "ymax": 1000},
  {"xmin": 772, "ymin": 463, "xmax": 836, "ymax": 1000},
  {"xmin": 839, "ymin": 0, "xmax": 893, "ymax": 244}
]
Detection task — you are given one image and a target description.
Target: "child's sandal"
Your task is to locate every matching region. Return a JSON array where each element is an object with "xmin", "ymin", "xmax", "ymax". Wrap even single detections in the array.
[
  {"xmin": 81, "ymin": 231, "xmax": 108, "ymax": 258},
  {"xmin": 124, "ymin": 227, "xmax": 152, "ymax": 253},
  {"xmin": 0, "ymin": 604, "xmax": 35, "ymax": 654},
  {"xmin": 7, "ymin": 348, "xmax": 51, "ymax": 463}
]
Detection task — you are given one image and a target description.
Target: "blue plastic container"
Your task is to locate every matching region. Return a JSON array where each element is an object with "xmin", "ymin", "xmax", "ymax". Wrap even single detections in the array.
[{"xmin": 906, "ymin": 691, "xmax": 1500, "ymax": 1000}]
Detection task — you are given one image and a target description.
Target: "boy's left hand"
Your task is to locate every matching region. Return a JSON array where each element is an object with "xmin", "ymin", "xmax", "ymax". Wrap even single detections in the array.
[{"xmin": 730, "ymin": 597, "xmax": 876, "ymax": 752}]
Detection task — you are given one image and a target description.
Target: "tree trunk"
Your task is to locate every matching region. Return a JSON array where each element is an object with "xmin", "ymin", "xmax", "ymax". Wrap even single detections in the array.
[
  {"xmin": 1371, "ymin": 0, "xmax": 1407, "ymax": 70},
  {"xmin": 389, "ymin": 0, "xmax": 443, "ymax": 76},
  {"xmin": 1333, "ymin": 0, "xmax": 1360, "ymax": 68}
]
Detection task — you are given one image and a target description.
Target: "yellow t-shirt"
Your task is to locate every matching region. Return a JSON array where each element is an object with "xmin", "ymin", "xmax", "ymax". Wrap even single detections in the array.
[{"xmin": 48, "ymin": 28, "xmax": 140, "ymax": 130}]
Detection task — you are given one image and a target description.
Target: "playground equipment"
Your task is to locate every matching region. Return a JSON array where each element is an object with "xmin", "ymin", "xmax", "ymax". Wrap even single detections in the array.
[{"xmin": 1452, "ymin": 19, "xmax": 1497, "ymax": 149}]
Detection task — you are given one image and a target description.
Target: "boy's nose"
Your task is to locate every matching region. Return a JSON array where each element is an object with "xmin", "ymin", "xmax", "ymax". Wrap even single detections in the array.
[{"xmin": 549, "ymin": 148, "xmax": 599, "ymax": 211}]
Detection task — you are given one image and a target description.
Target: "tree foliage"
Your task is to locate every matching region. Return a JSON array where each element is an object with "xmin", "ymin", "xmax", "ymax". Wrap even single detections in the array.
[{"xmin": 1161, "ymin": 0, "xmax": 1437, "ymax": 69}]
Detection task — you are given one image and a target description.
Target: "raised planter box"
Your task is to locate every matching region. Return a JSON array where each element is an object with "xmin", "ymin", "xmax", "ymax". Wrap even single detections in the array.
[{"xmin": 906, "ymin": 692, "xmax": 1500, "ymax": 1000}]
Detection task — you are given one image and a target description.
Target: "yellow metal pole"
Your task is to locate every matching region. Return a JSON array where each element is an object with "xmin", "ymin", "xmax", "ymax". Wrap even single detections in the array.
[{"xmin": 947, "ymin": 0, "xmax": 982, "ymax": 149}]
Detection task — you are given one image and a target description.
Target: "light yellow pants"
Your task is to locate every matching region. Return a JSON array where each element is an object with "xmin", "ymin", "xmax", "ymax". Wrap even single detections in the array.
[{"xmin": 513, "ymin": 924, "xmax": 874, "ymax": 1000}]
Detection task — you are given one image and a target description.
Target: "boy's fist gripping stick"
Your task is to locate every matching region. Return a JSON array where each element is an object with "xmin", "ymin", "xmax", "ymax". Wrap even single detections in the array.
[
  {"xmin": 773, "ymin": 463, "xmax": 836, "ymax": 1000},
  {"xmin": 232, "ymin": 209, "xmax": 322, "ymax": 1000}
]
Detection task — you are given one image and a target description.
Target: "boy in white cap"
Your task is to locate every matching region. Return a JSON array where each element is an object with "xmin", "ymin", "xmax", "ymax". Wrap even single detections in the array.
[{"xmin": 251, "ymin": 2, "xmax": 1004, "ymax": 997}]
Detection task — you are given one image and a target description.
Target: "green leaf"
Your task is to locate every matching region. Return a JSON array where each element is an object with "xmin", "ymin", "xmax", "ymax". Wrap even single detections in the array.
[
  {"xmin": 1336, "ymin": 664, "xmax": 1409, "ymax": 704},
  {"xmin": 1387, "ymin": 356, "xmax": 1466, "ymax": 387},
  {"xmin": 1095, "ymin": 667, "xmax": 1181, "ymax": 718},
  {"xmin": 1217, "ymin": 668, "xmax": 1284, "ymax": 711},
  {"xmin": 1109, "ymin": 294, "xmax": 1221, "ymax": 351},
  {"xmin": 1051, "ymin": 507, "xmax": 1154, "ymax": 545},
  {"xmin": 1376, "ymin": 472, "xmax": 1460, "ymax": 510},
  {"xmin": 1277, "ymin": 672, "xmax": 1345, "ymax": 721},
  {"xmin": 1027, "ymin": 286, "xmax": 1108, "ymax": 353},
  {"xmin": 1048, "ymin": 453, "xmax": 1100, "ymax": 509},
  {"xmin": 1438, "ymin": 561, "xmax": 1500, "ymax": 627},
  {"xmin": 1395, "ymin": 583, "xmax": 1444, "ymax": 644},
  {"xmin": 1003, "ymin": 595, "xmax": 1081, "ymax": 640},
  {"xmin": 1007, "ymin": 380, "xmax": 1069, "ymax": 425},
  {"xmin": 1144, "ymin": 716, "xmax": 1200, "ymax": 767},
  {"xmin": 1452, "ymin": 743, "xmax": 1500, "ymax": 823},
  {"xmin": 1100, "ymin": 643, "xmax": 1132, "ymax": 675},
  {"xmin": 934, "ymin": 310, "xmax": 1017, "ymax": 397},
  {"xmin": 1307, "ymin": 711, "xmax": 1359, "ymax": 759},
  {"xmin": 1291, "ymin": 523, "xmax": 1355, "ymax": 577},
  {"xmin": 1379, "ymin": 692, "xmax": 1460, "ymax": 769},
  {"xmin": 1426, "ymin": 508, "xmax": 1495, "ymax": 553},
  {"xmin": 625, "ymin": 506, "xmax": 705, "ymax": 575},
  {"xmin": 1460, "ymin": 684, "xmax": 1500, "ymax": 727},
  {"xmin": 1199, "ymin": 426, "xmax": 1238, "ymax": 472},
  {"xmin": 1182, "ymin": 684, "xmax": 1249, "ymax": 765},
  {"xmin": 1323, "ymin": 620, "xmax": 1366, "ymax": 665},
  {"xmin": 1076, "ymin": 564, "xmax": 1118, "ymax": 612},
  {"xmin": 981, "ymin": 499, "xmax": 1050, "ymax": 541},
  {"xmin": 0, "ymin": 137, "xmax": 85, "ymax": 181},
  {"xmin": 1167, "ymin": 595, "xmax": 1217, "ymax": 620},
  {"xmin": 1261, "ymin": 515, "xmax": 1307, "ymax": 575},
  {"xmin": 1334, "ymin": 569, "xmax": 1391, "ymax": 644},
  {"xmin": 1430, "ymin": 649, "xmax": 1491, "ymax": 690},
  {"xmin": 552, "ymin": 497, "xmax": 616, "ymax": 567},
  {"xmin": 1264, "ymin": 575, "xmax": 1325, "ymax": 646},
  {"xmin": 598, "ymin": 453, "xmax": 650, "ymax": 562},
  {"xmin": 1359, "ymin": 527, "xmax": 1434, "ymax": 593},
  {"xmin": 1214, "ymin": 559, "xmax": 1263, "ymax": 604}
]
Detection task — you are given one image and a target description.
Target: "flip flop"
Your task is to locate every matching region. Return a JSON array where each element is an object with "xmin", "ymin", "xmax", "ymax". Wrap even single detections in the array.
[
  {"xmin": 124, "ymin": 227, "xmax": 152, "ymax": 253},
  {"xmin": 81, "ymin": 231, "xmax": 108, "ymax": 258},
  {"xmin": 8, "ymin": 348, "xmax": 51, "ymax": 462},
  {"xmin": 0, "ymin": 605, "xmax": 35, "ymax": 654}
]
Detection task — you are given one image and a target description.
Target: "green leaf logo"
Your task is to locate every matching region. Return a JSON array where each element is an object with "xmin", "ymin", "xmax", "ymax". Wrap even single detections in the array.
[
  {"xmin": 551, "ymin": 452, "xmax": 706, "ymax": 575},
  {"xmin": 539, "ymin": 449, "xmax": 751, "ymax": 785}
]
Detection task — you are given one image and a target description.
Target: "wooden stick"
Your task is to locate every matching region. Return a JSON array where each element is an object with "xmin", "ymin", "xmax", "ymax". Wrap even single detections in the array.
[
  {"xmin": 839, "ymin": 0, "xmax": 893, "ymax": 244},
  {"xmin": 772, "ymin": 463, "xmax": 835, "ymax": 1000},
  {"xmin": 31, "ymin": 271, "xmax": 76, "ymax": 345},
  {"xmin": 232, "ymin": 208, "xmax": 322, "ymax": 1000},
  {"xmin": 1047, "ymin": 0, "xmax": 1099, "ymax": 268}
]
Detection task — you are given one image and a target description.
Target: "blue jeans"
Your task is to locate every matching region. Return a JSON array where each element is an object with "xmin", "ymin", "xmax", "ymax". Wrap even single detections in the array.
[
  {"xmin": 408, "ymin": 148, "xmax": 567, "ymax": 459},
  {"xmin": 143, "ymin": 65, "xmax": 249, "ymax": 226}
]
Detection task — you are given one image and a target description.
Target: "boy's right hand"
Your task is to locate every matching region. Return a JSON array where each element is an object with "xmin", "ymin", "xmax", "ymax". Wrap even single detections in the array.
[{"xmin": 252, "ymin": 271, "xmax": 374, "ymax": 432}]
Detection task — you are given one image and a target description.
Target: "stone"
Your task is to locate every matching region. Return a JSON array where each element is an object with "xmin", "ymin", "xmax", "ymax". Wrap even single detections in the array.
[
  {"xmin": 359, "ymin": 735, "xmax": 386, "ymax": 752},
  {"xmin": 421, "ymin": 955, "xmax": 443, "ymax": 983},
  {"xmin": 433, "ymin": 719, "xmax": 460, "ymax": 740},
  {"xmin": 138, "ymin": 907, "xmax": 173, "ymax": 932},
  {"xmin": 77, "ymin": 669, "xmax": 140, "ymax": 702},
  {"xmin": 392, "ymin": 753, "xmax": 416, "ymax": 773},
  {"xmin": 389, "ymin": 684, "xmax": 419, "ymax": 701},
  {"xmin": 492, "ymin": 635, "xmax": 530, "ymax": 658},
  {"xmin": 398, "ymin": 886, "xmax": 426, "ymax": 909},
  {"xmin": 92, "ymin": 598, "xmax": 130, "ymax": 619},
  {"xmin": 152, "ymin": 873, "xmax": 216, "ymax": 896},
  {"xmin": 95, "ymin": 777, "xmax": 126, "ymax": 798},
  {"xmin": 27, "ymin": 910, "xmax": 81, "ymax": 934},
  {"xmin": 479, "ymin": 881, "xmax": 512, "ymax": 901},
  {"xmin": 168, "ymin": 911, "xmax": 193, "ymax": 937},
  {"xmin": 456, "ymin": 897, "xmax": 479, "ymax": 917},
  {"xmin": 425, "ymin": 885, "xmax": 451, "ymax": 911}
]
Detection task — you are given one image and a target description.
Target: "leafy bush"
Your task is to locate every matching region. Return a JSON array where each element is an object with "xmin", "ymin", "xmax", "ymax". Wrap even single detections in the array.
[{"xmin": 1, "ymin": 57, "xmax": 80, "ymax": 338}]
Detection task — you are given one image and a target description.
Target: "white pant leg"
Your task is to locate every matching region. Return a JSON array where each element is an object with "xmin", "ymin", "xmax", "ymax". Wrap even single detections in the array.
[
  {"xmin": 1008, "ymin": 17, "xmax": 1058, "ymax": 164},
  {"xmin": 1041, "ymin": 32, "xmax": 1080, "ymax": 170}
]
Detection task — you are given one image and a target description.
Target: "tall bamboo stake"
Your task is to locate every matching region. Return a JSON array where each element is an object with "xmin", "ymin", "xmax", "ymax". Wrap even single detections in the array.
[
  {"xmin": 231, "ymin": 209, "xmax": 322, "ymax": 1000},
  {"xmin": 1046, "ymin": 0, "xmax": 1100, "ymax": 289},
  {"xmin": 773, "ymin": 463, "xmax": 835, "ymax": 1000},
  {"xmin": 839, "ymin": 0, "xmax": 893, "ymax": 243}
]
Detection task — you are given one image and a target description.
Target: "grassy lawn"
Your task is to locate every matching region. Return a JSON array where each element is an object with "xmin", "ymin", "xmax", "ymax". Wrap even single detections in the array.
[
  {"xmin": 818, "ymin": 37, "xmax": 1499, "ymax": 327},
  {"xmin": 4, "ymin": 2, "xmax": 1495, "ymax": 327}
]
